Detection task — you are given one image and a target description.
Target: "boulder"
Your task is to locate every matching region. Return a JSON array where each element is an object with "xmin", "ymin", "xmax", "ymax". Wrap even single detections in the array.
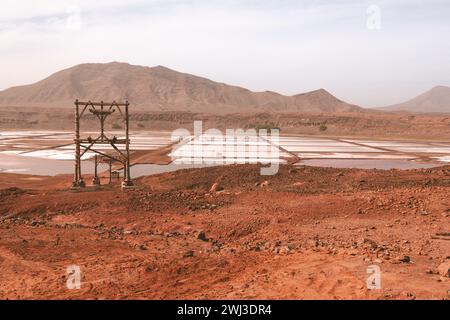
[{"xmin": 437, "ymin": 261, "xmax": 450, "ymax": 277}]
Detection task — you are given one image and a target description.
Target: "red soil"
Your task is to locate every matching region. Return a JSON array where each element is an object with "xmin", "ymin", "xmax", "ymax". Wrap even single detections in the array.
[{"xmin": 0, "ymin": 164, "xmax": 449, "ymax": 299}]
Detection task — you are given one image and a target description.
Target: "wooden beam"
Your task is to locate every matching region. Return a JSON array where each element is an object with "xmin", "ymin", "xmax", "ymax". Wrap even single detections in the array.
[{"xmin": 77, "ymin": 101, "xmax": 128, "ymax": 107}]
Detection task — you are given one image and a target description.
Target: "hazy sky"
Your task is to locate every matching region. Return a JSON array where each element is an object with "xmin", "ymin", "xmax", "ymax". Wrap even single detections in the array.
[{"xmin": 1, "ymin": 0, "xmax": 449, "ymax": 107}]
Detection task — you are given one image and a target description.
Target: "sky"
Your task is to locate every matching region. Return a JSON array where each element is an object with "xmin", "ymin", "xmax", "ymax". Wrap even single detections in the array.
[{"xmin": 1, "ymin": 0, "xmax": 449, "ymax": 107}]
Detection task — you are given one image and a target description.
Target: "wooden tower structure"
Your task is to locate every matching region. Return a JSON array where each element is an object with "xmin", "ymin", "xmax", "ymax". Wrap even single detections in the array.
[{"xmin": 71, "ymin": 100, "xmax": 133, "ymax": 189}]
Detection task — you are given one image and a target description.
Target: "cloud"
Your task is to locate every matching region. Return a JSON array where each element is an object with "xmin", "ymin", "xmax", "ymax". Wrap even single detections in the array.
[{"xmin": 0, "ymin": 0, "xmax": 449, "ymax": 107}]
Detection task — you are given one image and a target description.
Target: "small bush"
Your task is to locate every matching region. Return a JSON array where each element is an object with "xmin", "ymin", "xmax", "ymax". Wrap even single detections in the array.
[
  {"xmin": 112, "ymin": 123, "xmax": 122, "ymax": 129},
  {"xmin": 254, "ymin": 122, "xmax": 280, "ymax": 132},
  {"xmin": 319, "ymin": 124, "xmax": 328, "ymax": 132}
]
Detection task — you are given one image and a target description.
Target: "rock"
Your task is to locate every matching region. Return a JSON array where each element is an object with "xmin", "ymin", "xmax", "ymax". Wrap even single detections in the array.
[
  {"xmin": 197, "ymin": 231, "xmax": 207, "ymax": 241},
  {"xmin": 437, "ymin": 261, "xmax": 450, "ymax": 278},
  {"xmin": 363, "ymin": 238, "xmax": 378, "ymax": 249},
  {"xmin": 139, "ymin": 244, "xmax": 148, "ymax": 251},
  {"xmin": 278, "ymin": 246, "xmax": 291, "ymax": 255},
  {"xmin": 373, "ymin": 258, "xmax": 383, "ymax": 264},
  {"xmin": 209, "ymin": 183, "xmax": 223, "ymax": 193},
  {"xmin": 183, "ymin": 250, "xmax": 194, "ymax": 258},
  {"xmin": 398, "ymin": 255, "xmax": 411, "ymax": 263},
  {"xmin": 307, "ymin": 239, "xmax": 319, "ymax": 248},
  {"xmin": 260, "ymin": 181, "xmax": 269, "ymax": 188},
  {"xmin": 401, "ymin": 291, "xmax": 416, "ymax": 300}
]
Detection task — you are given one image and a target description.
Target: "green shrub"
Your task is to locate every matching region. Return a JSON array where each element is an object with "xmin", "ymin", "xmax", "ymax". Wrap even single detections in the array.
[{"xmin": 254, "ymin": 122, "xmax": 280, "ymax": 132}]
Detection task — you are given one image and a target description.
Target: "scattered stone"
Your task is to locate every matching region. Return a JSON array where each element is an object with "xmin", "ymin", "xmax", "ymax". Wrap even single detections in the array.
[
  {"xmin": 373, "ymin": 258, "xmax": 383, "ymax": 264},
  {"xmin": 437, "ymin": 261, "xmax": 450, "ymax": 278},
  {"xmin": 292, "ymin": 182, "xmax": 305, "ymax": 187},
  {"xmin": 401, "ymin": 291, "xmax": 416, "ymax": 300},
  {"xmin": 436, "ymin": 232, "xmax": 450, "ymax": 237},
  {"xmin": 210, "ymin": 183, "xmax": 223, "ymax": 193},
  {"xmin": 398, "ymin": 255, "xmax": 411, "ymax": 263},
  {"xmin": 183, "ymin": 250, "xmax": 194, "ymax": 258},
  {"xmin": 363, "ymin": 238, "xmax": 378, "ymax": 249},
  {"xmin": 139, "ymin": 244, "xmax": 148, "ymax": 251},
  {"xmin": 260, "ymin": 181, "xmax": 269, "ymax": 188},
  {"xmin": 197, "ymin": 231, "xmax": 207, "ymax": 241},
  {"xmin": 278, "ymin": 246, "xmax": 291, "ymax": 255}
]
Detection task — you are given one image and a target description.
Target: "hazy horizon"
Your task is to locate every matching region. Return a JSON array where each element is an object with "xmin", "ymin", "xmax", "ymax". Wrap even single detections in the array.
[{"xmin": 1, "ymin": 0, "xmax": 449, "ymax": 107}]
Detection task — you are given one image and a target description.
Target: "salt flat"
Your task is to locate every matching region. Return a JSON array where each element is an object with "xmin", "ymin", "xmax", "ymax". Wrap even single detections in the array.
[{"xmin": 0, "ymin": 131, "xmax": 449, "ymax": 175}]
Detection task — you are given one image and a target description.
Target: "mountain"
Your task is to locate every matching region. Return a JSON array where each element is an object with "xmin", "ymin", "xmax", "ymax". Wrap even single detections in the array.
[
  {"xmin": 0, "ymin": 62, "xmax": 362, "ymax": 113},
  {"xmin": 383, "ymin": 86, "xmax": 450, "ymax": 113}
]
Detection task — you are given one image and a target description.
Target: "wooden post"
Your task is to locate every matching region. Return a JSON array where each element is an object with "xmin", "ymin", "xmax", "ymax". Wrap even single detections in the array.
[
  {"xmin": 109, "ymin": 159, "xmax": 112, "ymax": 184},
  {"xmin": 100, "ymin": 101, "xmax": 104, "ymax": 140},
  {"xmin": 93, "ymin": 154, "xmax": 100, "ymax": 186},
  {"xmin": 72, "ymin": 99, "xmax": 83, "ymax": 188},
  {"xmin": 123, "ymin": 100, "xmax": 133, "ymax": 187}
]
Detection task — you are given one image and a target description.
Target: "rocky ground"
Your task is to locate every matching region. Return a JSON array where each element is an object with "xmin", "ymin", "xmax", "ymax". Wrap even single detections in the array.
[{"xmin": 0, "ymin": 164, "xmax": 449, "ymax": 299}]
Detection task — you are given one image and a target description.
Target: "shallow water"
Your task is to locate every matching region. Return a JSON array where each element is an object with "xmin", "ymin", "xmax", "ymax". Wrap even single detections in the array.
[
  {"xmin": 1, "ymin": 131, "xmax": 449, "ymax": 176},
  {"xmin": 0, "ymin": 153, "xmax": 107, "ymax": 176}
]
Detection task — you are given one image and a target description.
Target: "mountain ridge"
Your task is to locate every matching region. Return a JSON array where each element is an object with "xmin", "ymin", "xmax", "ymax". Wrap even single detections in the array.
[
  {"xmin": 382, "ymin": 85, "xmax": 450, "ymax": 113},
  {"xmin": 0, "ymin": 62, "xmax": 362, "ymax": 114}
]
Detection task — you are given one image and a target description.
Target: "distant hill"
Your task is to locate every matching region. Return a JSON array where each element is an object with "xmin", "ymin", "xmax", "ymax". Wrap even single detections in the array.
[
  {"xmin": 382, "ymin": 86, "xmax": 450, "ymax": 113},
  {"xmin": 0, "ymin": 62, "xmax": 362, "ymax": 113}
]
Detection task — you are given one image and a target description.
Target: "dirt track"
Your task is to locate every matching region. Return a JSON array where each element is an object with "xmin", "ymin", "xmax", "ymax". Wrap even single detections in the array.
[{"xmin": 0, "ymin": 164, "xmax": 449, "ymax": 299}]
